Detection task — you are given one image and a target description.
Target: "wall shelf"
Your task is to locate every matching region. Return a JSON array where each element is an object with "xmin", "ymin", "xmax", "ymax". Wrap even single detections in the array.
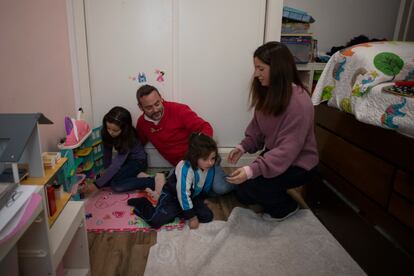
[
  {"xmin": 21, "ymin": 158, "xmax": 67, "ymax": 186},
  {"xmin": 48, "ymin": 192, "xmax": 71, "ymax": 226}
]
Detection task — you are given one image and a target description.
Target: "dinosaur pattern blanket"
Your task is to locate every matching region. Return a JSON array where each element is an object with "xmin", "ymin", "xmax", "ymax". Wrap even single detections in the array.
[{"xmin": 312, "ymin": 41, "xmax": 414, "ymax": 138}]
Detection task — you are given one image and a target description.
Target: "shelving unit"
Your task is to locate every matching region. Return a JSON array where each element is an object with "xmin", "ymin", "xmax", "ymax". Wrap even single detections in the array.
[
  {"xmin": 19, "ymin": 159, "xmax": 91, "ymax": 275},
  {"xmin": 0, "ymin": 113, "xmax": 90, "ymax": 275},
  {"xmin": 48, "ymin": 201, "xmax": 89, "ymax": 275},
  {"xmin": 21, "ymin": 158, "xmax": 71, "ymax": 226},
  {"xmin": 0, "ymin": 186, "xmax": 90, "ymax": 275},
  {"xmin": 59, "ymin": 126, "xmax": 103, "ymax": 199},
  {"xmin": 297, "ymin": 62, "xmax": 326, "ymax": 92},
  {"xmin": 280, "ymin": 14, "xmax": 325, "ymax": 92}
]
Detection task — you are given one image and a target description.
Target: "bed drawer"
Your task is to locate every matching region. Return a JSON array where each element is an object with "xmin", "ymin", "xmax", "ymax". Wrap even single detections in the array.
[
  {"xmin": 388, "ymin": 193, "xmax": 414, "ymax": 230},
  {"xmin": 393, "ymin": 170, "xmax": 414, "ymax": 203},
  {"xmin": 316, "ymin": 126, "xmax": 394, "ymax": 207},
  {"xmin": 315, "ymin": 104, "xmax": 414, "ymax": 173}
]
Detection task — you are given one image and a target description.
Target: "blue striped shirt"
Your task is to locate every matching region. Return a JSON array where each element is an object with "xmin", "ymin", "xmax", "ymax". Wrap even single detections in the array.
[{"xmin": 175, "ymin": 160, "xmax": 214, "ymax": 211}]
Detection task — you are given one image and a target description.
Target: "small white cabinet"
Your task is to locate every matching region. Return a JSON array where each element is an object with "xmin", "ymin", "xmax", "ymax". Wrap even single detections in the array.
[
  {"xmin": 0, "ymin": 187, "xmax": 90, "ymax": 276},
  {"xmin": 48, "ymin": 201, "xmax": 90, "ymax": 275}
]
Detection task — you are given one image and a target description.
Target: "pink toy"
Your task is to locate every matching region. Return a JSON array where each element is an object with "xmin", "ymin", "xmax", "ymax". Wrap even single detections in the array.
[{"xmin": 58, "ymin": 109, "xmax": 91, "ymax": 149}]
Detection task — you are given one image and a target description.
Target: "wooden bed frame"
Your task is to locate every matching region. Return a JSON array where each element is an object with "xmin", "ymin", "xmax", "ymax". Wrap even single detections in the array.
[{"xmin": 314, "ymin": 103, "xmax": 414, "ymax": 255}]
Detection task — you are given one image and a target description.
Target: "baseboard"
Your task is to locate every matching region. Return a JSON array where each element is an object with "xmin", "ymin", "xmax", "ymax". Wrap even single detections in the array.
[
  {"xmin": 146, "ymin": 147, "xmax": 257, "ymax": 167},
  {"xmin": 217, "ymin": 147, "xmax": 258, "ymax": 167}
]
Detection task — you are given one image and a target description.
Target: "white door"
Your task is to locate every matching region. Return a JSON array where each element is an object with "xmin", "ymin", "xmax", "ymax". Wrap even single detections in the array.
[
  {"xmin": 78, "ymin": 0, "xmax": 282, "ymax": 165},
  {"xmin": 176, "ymin": 0, "xmax": 266, "ymax": 146},
  {"xmin": 85, "ymin": 0, "xmax": 175, "ymax": 127}
]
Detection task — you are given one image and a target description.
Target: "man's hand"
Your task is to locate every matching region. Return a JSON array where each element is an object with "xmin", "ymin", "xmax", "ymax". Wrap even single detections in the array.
[
  {"xmin": 227, "ymin": 148, "xmax": 243, "ymax": 164},
  {"xmin": 226, "ymin": 168, "xmax": 247, "ymax": 184},
  {"xmin": 189, "ymin": 216, "xmax": 199, "ymax": 229}
]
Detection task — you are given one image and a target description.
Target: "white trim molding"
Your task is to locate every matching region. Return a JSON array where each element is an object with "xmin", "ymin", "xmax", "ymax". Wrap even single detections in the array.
[
  {"xmin": 66, "ymin": 0, "xmax": 93, "ymax": 125},
  {"xmin": 147, "ymin": 146, "xmax": 258, "ymax": 168},
  {"xmin": 394, "ymin": 0, "xmax": 414, "ymax": 41}
]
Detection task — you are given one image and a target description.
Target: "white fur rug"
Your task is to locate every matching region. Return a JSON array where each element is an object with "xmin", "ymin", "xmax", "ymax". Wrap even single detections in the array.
[{"xmin": 144, "ymin": 207, "xmax": 365, "ymax": 276}]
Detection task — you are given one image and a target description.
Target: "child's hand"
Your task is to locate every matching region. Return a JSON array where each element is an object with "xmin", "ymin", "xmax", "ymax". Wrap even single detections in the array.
[
  {"xmin": 227, "ymin": 148, "xmax": 243, "ymax": 164},
  {"xmin": 189, "ymin": 216, "xmax": 199, "ymax": 229}
]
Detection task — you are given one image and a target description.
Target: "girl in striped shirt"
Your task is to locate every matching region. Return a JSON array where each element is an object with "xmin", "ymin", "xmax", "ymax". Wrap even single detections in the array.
[{"xmin": 128, "ymin": 133, "xmax": 217, "ymax": 229}]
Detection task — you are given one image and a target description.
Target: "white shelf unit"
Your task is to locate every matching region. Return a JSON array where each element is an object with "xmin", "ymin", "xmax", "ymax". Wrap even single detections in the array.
[
  {"xmin": 1, "ymin": 188, "xmax": 90, "ymax": 276},
  {"xmin": 49, "ymin": 201, "xmax": 90, "ymax": 275},
  {"xmin": 296, "ymin": 62, "xmax": 326, "ymax": 91},
  {"xmin": 0, "ymin": 189, "xmax": 44, "ymax": 261}
]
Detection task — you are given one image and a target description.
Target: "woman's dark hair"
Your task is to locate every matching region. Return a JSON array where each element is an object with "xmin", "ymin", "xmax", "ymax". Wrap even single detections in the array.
[
  {"xmin": 250, "ymin": 41, "xmax": 308, "ymax": 116},
  {"xmin": 101, "ymin": 106, "xmax": 137, "ymax": 153},
  {"xmin": 184, "ymin": 133, "xmax": 218, "ymax": 169}
]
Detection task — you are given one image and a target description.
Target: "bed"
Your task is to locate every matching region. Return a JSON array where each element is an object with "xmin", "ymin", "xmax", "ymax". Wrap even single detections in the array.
[{"xmin": 311, "ymin": 41, "xmax": 414, "ymax": 255}]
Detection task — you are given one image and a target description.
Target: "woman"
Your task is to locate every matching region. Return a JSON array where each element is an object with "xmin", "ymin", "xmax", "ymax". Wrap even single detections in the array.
[{"xmin": 227, "ymin": 41, "xmax": 318, "ymax": 220}]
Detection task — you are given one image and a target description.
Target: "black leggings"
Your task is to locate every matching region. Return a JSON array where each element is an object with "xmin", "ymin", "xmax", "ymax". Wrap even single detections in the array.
[
  {"xmin": 134, "ymin": 190, "xmax": 213, "ymax": 229},
  {"xmin": 110, "ymin": 159, "xmax": 154, "ymax": 193},
  {"xmin": 235, "ymin": 166, "xmax": 317, "ymax": 213}
]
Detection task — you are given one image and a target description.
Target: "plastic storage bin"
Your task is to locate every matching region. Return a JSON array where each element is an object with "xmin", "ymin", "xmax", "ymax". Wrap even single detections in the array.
[
  {"xmin": 283, "ymin": 6, "xmax": 314, "ymax": 23},
  {"xmin": 281, "ymin": 36, "xmax": 312, "ymax": 64},
  {"xmin": 281, "ymin": 22, "xmax": 310, "ymax": 34}
]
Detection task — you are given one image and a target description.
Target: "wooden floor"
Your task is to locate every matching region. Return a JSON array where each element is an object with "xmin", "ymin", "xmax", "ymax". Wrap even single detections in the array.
[
  {"xmin": 87, "ymin": 192, "xmax": 245, "ymax": 276},
  {"xmin": 307, "ymin": 181, "xmax": 414, "ymax": 276},
  {"xmin": 87, "ymin": 182, "xmax": 310, "ymax": 276}
]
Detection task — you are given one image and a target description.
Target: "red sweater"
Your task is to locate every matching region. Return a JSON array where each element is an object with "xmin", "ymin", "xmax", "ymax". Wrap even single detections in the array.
[{"xmin": 136, "ymin": 101, "xmax": 213, "ymax": 166}]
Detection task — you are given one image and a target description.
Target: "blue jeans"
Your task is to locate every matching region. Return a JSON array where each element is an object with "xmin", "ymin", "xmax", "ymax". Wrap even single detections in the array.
[
  {"xmin": 110, "ymin": 159, "xmax": 155, "ymax": 193},
  {"xmin": 210, "ymin": 164, "xmax": 235, "ymax": 195},
  {"xmin": 134, "ymin": 190, "xmax": 213, "ymax": 229},
  {"xmin": 167, "ymin": 163, "xmax": 235, "ymax": 196}
]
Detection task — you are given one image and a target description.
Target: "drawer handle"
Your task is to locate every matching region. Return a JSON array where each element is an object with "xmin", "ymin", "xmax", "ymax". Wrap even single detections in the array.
[{"xmin": 18, "ymin": 249, "xmax": 48, "ymax": 258}]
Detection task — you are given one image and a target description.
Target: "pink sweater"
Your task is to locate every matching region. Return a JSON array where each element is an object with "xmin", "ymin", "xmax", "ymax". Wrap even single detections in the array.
[{"xmin": 240, "ymin": 85, "xmax": 318, "ymax": 179}]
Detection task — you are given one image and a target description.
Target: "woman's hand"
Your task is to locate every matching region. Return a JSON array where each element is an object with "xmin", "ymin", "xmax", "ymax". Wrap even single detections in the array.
[
  {"xmin": 189, "ymin": 216, "xmax": 199, "ymax": 229},
  {"xmin": 226, "ymin": 168, "xmax": 247, "ymax": 184},
  {"xmin": 227, "ymin": 148, "xmax": 243, "ymax": 164}
]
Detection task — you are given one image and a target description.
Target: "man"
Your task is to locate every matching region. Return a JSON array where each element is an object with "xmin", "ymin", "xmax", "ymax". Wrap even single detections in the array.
[{"xmin": 136, "ymin": 84, "xmax": 233, "ymax": 195}]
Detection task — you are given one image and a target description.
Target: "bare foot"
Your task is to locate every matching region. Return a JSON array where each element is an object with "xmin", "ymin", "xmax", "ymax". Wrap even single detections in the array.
[
  {"xmin": 154, "ymin": 173, "xmax": 166, "ymax": 195},
  {"xmin": 145, "ymin": 173, "xmax": 166, "ymax": 201},
  {"xmin": 137, "ymin": 172, "xmax": 150, "ymax": 178},
  {"xmin": 145, "ymin": 188, "xmax": 159, "ymax": 201}
]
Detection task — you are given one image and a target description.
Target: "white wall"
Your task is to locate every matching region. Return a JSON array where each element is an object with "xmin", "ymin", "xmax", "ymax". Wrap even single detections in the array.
[{"xmin": 284, "ymin": 0, "xmax": 401, "ymax": 53}]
